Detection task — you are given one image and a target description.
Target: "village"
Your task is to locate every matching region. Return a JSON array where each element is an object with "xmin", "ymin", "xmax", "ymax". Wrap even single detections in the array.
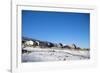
[{"xmin": 22, "ymin": 37, "xmax": 90, "ymax": 62}]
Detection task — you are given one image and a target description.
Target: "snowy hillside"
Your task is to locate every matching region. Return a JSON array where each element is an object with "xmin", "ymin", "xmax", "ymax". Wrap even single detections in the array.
[{"xmin": 22, "ymin": 47, "xmax": 90, "ymax": 62}]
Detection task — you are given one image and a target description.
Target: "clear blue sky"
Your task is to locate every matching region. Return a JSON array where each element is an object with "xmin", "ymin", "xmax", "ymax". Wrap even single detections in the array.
[{"xmin": 22, "ymin": 10, "xmax": 90, "ymax": 48}]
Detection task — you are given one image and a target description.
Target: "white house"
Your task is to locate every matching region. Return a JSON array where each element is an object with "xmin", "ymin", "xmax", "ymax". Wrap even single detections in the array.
[{"xmin": 25, "ymin": 40, "xmax": 34, "ymax": 46}]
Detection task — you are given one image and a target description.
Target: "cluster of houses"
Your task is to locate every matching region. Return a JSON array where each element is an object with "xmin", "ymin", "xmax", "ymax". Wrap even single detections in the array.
[
  {"xmin": 22, "ymin": 37, "xmax": 79, "ymax": 50},
  {"xmin": 22, "ymin": 37, "xmax": 90, "ymax": 54},
  {"xmin": 21, "ymin": 37, "xmax": 90, "ymax": 54},
  {"xmin": 22, "ymin": 40, "xmax": 63, "ymax": 48}
]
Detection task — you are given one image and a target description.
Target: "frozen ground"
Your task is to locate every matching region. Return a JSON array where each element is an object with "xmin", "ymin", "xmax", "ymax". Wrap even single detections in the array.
[{"xmin": 22, "ymin": 47, "xmax": 90, "ymax": 62}]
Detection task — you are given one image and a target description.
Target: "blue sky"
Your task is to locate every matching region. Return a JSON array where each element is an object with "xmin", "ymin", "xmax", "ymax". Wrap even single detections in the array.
[{"xmin": 22, "ymin": 10, "xmax": 90, "ymax": 48}]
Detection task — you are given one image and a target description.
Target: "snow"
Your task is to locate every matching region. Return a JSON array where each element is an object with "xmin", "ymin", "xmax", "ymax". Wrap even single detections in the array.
[{"xmin": 22, "ymin": 47, "xmax": 90, "ymax": 62}]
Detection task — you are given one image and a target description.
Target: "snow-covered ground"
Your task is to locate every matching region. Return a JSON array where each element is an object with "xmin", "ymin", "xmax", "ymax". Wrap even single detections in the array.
[{"xmin": 22, "ymin": 47, "xmax": 90, "ymax": 62}]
